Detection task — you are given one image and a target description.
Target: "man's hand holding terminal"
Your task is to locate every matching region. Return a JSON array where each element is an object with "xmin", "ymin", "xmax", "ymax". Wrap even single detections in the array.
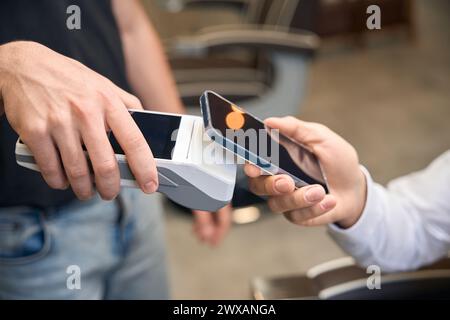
[{"xmin": 0, "ymin": 41, "xmax": 158, "ymax": 200}]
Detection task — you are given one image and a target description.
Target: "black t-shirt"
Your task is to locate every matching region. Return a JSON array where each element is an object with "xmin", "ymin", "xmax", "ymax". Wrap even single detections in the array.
[{"xmin": 0, "ymin": 0, "xmax": 131, "ymax": 208}]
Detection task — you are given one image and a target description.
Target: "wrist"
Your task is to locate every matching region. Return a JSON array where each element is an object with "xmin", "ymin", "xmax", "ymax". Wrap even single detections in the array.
[
  {"xmin": 0, "ymin": 41, "xmax": 16, "ymax": 74},
  {"xmin": 0, "ymin": 41, "xmax": 28, "ymax": 115},
  {"xmin": 0, "ymin": 40, "xmax": 33, "ymax": 74},
  {"xmin": 336, "ymin": 167, "xmax": 367, "ymax": 229},
  {"xmin": 0, "ymin": 42, "xmax": 17, "ymax": 93},
  {"xmin": 0, "ymin": 42, "xmax": 25, "ymax": 116}
]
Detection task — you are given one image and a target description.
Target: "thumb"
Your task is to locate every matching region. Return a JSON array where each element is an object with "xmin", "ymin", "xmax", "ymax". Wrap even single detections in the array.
[{"xmin": 264, "ymin": 116, "xmax": 329, "ymax": 146}]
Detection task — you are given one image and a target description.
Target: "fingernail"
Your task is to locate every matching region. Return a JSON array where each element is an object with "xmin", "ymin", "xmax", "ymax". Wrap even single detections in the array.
[
  {"xmin": 275, "ymin": 178, "xmax": 291, "ymax": 193},
  {"xmin": 305, "ymin": 186, "xmax": 325, "ymax": 203},
  {"xmin": 321, "ymin": 197, "xmax": 336, "ymax": 210},
  {"xmin": 143, "ymin": 181, "xmax": 157, "ymax": 193}
]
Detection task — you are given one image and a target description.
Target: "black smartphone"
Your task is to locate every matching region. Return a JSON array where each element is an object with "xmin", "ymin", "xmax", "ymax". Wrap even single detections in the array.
[{"xmin": 200, "ymin": 91, "xmax": 328, "ymax": 191}]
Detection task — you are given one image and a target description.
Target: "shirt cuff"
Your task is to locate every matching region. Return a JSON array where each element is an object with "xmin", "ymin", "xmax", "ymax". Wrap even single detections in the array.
[{"xmin": 328, "ymin": 166, "xmax": 385, "ymax": 246}]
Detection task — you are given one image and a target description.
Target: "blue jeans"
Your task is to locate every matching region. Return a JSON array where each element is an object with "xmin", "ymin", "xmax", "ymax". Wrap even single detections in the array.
[{"xmin": 0, "ymin": 189, "xmax": 169, "ymax": 299}]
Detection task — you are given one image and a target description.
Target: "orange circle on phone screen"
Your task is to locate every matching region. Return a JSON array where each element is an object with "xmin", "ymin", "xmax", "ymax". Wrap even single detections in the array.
[{"xmin": 226, "ymin": 111, "xmax": 245, "ymax": 130}]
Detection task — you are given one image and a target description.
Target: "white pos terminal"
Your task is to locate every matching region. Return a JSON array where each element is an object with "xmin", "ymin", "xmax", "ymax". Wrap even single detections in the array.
[{"xmin": 15, "ymin": 110, "xmax": 237, "ymax": 211}]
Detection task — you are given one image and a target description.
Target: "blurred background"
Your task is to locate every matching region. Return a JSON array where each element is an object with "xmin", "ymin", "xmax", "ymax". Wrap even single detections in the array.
[{"xmin": 142, "ymin": 0, "xmax": 450, "ymax": 299}]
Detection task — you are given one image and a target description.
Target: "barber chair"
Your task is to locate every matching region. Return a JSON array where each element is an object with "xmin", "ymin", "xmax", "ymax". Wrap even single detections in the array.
[
  {"xmin": 251, "ymin": 255, "xmax": 450, "ymax": 299},
  {"xmin": 143, "ymin": 0, "xmax": 321, "ymax": 213},
  {"xmin": 147, "ymin": 0, "xmax": 320, "ymax": 119}
]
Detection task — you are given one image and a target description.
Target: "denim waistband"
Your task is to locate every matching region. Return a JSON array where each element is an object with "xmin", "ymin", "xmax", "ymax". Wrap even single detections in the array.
[{"xmin": 0, "ymin": 194, "xmax": 125, "ymax": 221}]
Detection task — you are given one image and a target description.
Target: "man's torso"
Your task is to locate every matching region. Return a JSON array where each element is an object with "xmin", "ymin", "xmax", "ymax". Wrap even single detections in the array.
[{"xmin": 0, "ymin": 0, "xmax": 131, "ymax": 208}]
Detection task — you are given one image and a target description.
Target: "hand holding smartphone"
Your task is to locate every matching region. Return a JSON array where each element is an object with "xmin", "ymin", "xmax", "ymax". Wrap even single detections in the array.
[{"xmin": 200, "ymin": 91, "xmax": 328, "ymax": 191}]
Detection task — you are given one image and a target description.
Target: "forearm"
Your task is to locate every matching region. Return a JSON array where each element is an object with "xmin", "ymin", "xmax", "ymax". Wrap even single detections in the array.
[
  {"xmin": 113, "ymin": 0, "xmax": 184, "ymax": 114},
  {"xmin": 0, "ymin": 43, "xmax": 7, "ymax": 116},
  {"xmin": 329, "ymin": 156, "xmax": 450, "ymax": 272}
]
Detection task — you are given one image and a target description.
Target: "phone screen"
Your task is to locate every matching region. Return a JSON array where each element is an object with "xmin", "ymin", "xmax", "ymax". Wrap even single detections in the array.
[
  {"xmin": 109, "ymin": 111, "xmax": 181, "ymax": 160},
  {"xmin": 204, "ymin": 92, "xmax": 327, "ymax": 189}
]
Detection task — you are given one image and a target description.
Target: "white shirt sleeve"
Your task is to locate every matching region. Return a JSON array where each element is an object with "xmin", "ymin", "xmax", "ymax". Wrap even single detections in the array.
[{"xmin": 328, "ymin": 150, "xmax": 450, "ymax": 272}]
